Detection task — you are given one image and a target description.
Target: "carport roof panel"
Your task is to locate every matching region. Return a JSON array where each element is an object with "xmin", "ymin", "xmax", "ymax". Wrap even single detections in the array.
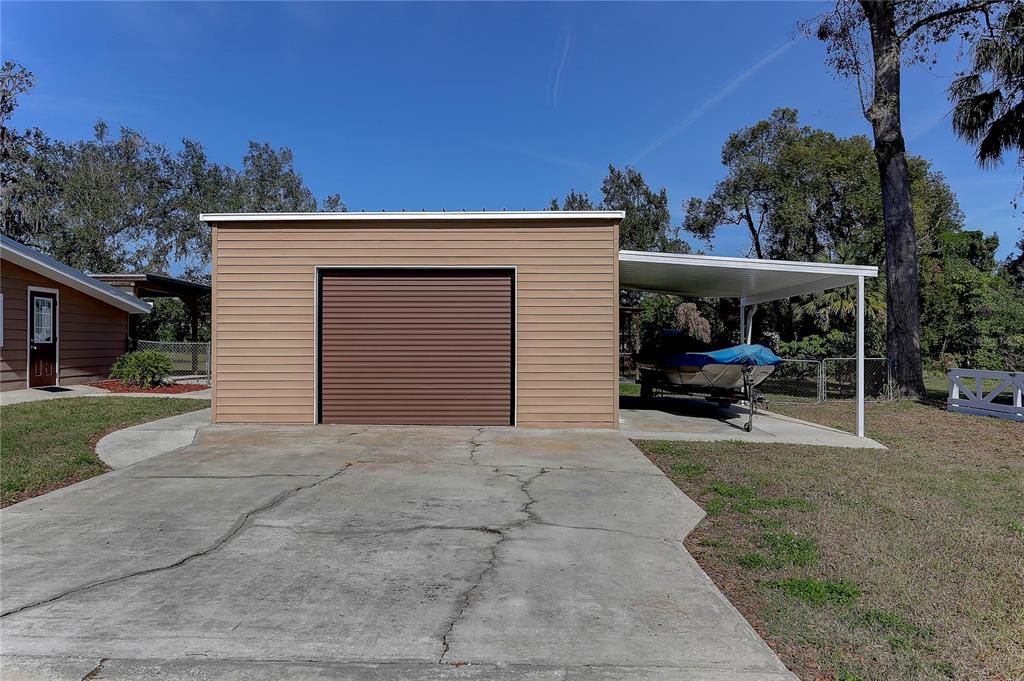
[{"xmin": 618, "ymin": 251, "xmax": 877, "ymax": 304}]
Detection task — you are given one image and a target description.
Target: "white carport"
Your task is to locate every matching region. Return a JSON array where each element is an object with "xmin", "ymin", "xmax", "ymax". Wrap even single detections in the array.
[{"xmin": 618, "ymin": 251, "xmax": 879, "ymax": 438}]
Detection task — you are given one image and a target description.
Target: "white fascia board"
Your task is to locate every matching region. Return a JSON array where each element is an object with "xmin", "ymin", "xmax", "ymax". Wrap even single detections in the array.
[
  {"xmin": 200, "ymin": 210, "xmax": 626, "ymax": 223},
  {"xmin": 1, "ymin": 237, "xmax": 152, "ymax": 314},
  {"xmin": 618, "ymin": 250, "xmax": 878, "ymax": 279}
]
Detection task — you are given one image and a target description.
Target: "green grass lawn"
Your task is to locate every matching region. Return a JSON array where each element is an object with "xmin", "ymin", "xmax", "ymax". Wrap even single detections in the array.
[
  {"xmin": 619, "ymin": 381, "xmax": 641, "ymax": 397},
  {"xmin": 636, "ymin": 400, "xmax": 1023, "ymax": 681},
  {"xmin": 1, "ymin": 396, "xmax": 210, "ymax": 507}
]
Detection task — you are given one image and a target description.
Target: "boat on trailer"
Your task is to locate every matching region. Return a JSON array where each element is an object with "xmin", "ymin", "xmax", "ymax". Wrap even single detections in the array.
[{"xmin": 638, "ymin": 343, "xmax": 783, "ymax": 432}]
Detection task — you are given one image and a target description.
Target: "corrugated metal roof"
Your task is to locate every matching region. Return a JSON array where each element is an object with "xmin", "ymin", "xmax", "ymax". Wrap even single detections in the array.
[
  {"xmin": 0, "ymin": 235, "xmax": 152, "ymax": 314},
  {"xmin": 619, "ymin": 251, "xmax": 877, "ymax": 304}
]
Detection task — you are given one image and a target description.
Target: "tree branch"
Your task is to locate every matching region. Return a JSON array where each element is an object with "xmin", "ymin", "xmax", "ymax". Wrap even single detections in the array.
[
  {"xmin": 899, "ymin": 0, "xmax": 1007, "ymax": 41},
  {"xmin": 742, "ymin": 200, "xmax": 765, "ymax": 259}
]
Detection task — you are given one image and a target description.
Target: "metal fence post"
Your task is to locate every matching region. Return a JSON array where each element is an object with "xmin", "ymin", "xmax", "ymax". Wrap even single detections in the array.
[
  {"xmin": 818, "ymin": 359, "xmax": 824, "ymax": 402},
  {"xmin": 822, "ymin": 359, "xmax": 828, "ymax": 402}
]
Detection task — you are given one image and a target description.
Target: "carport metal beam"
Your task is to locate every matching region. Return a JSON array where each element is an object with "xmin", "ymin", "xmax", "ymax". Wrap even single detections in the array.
[{"xmin": 618, "ymin": 251, "xmax": 877, "ymax": 439}]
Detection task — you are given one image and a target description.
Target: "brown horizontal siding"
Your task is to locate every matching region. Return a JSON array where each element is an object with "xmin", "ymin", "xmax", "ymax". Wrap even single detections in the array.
[
  {"xmin": 211, "ymin": 220, "xmax": 619, "ymax": 427},
  {"xmin": 1, "ymin": 260, "xmax": 129, "ymax": 391}
]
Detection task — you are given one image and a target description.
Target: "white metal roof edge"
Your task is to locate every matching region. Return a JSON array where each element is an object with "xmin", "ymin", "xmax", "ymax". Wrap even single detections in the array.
[
  {"xmin": 200, "ymin": 210, "xmax": 626, "ymax": 223},
  {"xmin": 618, "ymin": 250, "xmax": 878, "ymax": 278},
  {"xmin": 0, "ymin": 235, "xmax": 153, "ymax": 314}
]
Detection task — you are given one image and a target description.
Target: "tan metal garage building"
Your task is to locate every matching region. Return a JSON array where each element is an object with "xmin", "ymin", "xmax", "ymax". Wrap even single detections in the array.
[{"xmin": 204, "ymin": 211, "xmax": 623, "ymax": 428}]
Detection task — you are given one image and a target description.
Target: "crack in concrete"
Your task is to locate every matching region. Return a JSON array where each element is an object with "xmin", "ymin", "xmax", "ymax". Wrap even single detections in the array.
[
  {"xmin": 0, "ymin": 464, "xmax": 355, "ymax": 619},
  {"xmin": 437, "ymin": 466, "xmax": 548, "ymax": 665},
  {"xmin": 127, "ymin": 474, "xmax": 323, "ymax": 480},
  {"xmin": 246, "ymin": 518, "xmax": 670, "ymax": 545},
  {"xmin": 501, "ymin": 468, "xmax": 547, "ymax": 527},
  {"xmin": 466, "ymin": 427, "xmax": 485, "ymax": 465},
  {"xmin": 414, "ymin": 460, "xmax": 666, "ymax": 477},
  {"xmin": 247, "ymin": 523, "xmax": 508, "ymax": 539},
  {"xmin": 533, "ymin": 520, "xmax": 672, "ymax": 543},
  {"xmin": 80, "ymin": 657, "xmax": 107, "ymax": 680}
]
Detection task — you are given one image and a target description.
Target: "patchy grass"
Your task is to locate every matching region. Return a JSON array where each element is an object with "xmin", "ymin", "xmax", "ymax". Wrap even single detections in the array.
[
  {"xmin": 636, "ymin": 399, "xmax": 1024, "ymax": 681},
  {"xmin": 737, "ymin": 552, "xmax": 770, "ymax": 569},
  {"xmin": 671, "ymin": 460, "xmax": 709, "ymax": 480},
  {"xmin": 1, "ymin": 396, "xmax": 209, "ymax": 507},
  {"xmin": 761, "ymin": 531, "xmax": 817, "ymax": 568},
  {"xmin": 619, "ymin": 381, "xmax": 641, "ymax": 397},
  {"xmin": 769, "ymin": 577, "xmax": 861, "ymax": 606},
  {"xmin": 703, "ymin": 478, "xmax": 813, "ymax": 514}
]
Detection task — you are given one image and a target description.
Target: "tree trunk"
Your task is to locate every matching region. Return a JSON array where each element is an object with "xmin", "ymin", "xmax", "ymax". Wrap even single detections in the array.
[
  {"xmin": 861, "ymin": 0, "xmax": 926, "ymax": 398},
  {"xmin": 743, "ymin": 202, "xmax": 765, "ymax": 259}
]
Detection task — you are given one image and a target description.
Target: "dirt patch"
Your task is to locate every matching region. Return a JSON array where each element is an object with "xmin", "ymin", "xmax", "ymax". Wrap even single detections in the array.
[{"xmin": 89, "ymin": 380, "xmax": 207, "ymax": 394}]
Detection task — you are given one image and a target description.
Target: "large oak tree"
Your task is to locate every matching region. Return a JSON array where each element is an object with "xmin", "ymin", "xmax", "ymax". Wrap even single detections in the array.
[{"xmin": 809, "ymin": 0, "xmax": 1011, "ymax": 397}]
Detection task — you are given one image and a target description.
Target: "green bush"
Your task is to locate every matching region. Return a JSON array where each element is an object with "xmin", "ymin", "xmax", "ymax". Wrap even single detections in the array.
[{"xmin": 110, "ymin": 350, "xmax": 173, "ymax": 387}]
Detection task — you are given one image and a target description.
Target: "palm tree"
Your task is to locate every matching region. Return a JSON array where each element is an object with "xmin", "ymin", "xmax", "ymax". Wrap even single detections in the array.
[
  {"xmin": 795, "ymin": 244, "xmax": 886, "ymax": 329},
  {"xmin": 949, "ymin": 5, "xmax": 1024, "ymax": 170},
  {"xmin": 794, "ymin": 280, "xmax": 886, "ymax": 330}
]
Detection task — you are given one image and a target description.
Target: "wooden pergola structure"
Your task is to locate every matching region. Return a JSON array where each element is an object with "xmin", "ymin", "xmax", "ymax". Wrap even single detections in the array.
[{"xmin": 89, "ymin": 273, "xmax": 210, "ymax": 343}]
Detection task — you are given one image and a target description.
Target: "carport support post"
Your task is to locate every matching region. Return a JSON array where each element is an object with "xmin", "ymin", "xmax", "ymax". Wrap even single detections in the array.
[
  {"xmin": 856, "ymin": 275, "xmax": 865, "ymax": 438},
  {"xmin": 738, "ymin": 304, "xmax": 754, "ymax": 344},
  {"xmin": 739, "ymin": 304, "xmax": 746, "ymax": 344}
]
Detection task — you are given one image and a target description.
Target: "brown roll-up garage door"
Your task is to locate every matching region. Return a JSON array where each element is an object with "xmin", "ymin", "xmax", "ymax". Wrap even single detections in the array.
[{"xmin": 319, "ymin": 269, "xmax": 513, "ymax": 425}]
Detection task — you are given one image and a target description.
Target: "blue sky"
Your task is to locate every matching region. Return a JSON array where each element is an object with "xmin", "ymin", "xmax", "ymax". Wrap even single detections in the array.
[{"xmin": 4, "ymin": 1, "xmax": 1021, "ymax": 261}]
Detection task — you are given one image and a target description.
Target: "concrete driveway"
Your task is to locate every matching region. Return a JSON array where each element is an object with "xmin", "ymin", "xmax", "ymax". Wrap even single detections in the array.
[{"xmin": 1, "ymin": 424, "xmax": 796, "ymax": 680}]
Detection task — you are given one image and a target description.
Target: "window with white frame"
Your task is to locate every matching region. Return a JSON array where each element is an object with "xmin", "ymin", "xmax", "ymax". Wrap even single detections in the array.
[{"xmin": 33, "ymin": 296, "xmax": 53, "ymax": 343}]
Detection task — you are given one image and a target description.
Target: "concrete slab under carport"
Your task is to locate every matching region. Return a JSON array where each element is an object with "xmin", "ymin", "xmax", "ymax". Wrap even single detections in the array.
[
  {"xmin": 0, "ymin": 423, "xmax": 797, "ymax": 680},
  {"xmin": 620, "ymin": 395, "xmax": 885, "ymax": 448}
]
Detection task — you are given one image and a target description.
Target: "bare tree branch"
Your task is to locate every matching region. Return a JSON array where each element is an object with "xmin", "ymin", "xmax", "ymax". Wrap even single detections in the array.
[{"xmin": 899, "ymin": 0, "xmax": 1008, "ymax": 41}]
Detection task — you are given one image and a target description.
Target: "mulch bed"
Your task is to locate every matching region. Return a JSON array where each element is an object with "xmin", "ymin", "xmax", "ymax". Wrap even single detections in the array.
[{"xmin": 88, "ymin": 380, "xmax": 207, "ymax": 394}]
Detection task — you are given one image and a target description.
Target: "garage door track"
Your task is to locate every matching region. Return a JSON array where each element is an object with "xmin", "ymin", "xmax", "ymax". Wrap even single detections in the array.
[{"xmin": 0, "ymin": 425, "xmax": 796, "ymax": 680}]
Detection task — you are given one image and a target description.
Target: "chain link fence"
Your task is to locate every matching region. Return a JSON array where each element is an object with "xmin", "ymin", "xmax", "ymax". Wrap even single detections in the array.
[
  {"xmin": 761, "ymin": 357, "xmax": 893, "ymax": 403},
  {"xmin": 822, "ymin": 357, "xmax": 893, "ymax": 401},
  {"xmin": 137, "ymin": 340, "xmax": 211, "ymax": 382},
  {"xmin": 620, "ymin": 355, "xmax": 894, "ymax": 404},
  {"xmin": 759, "ymin": 359, "xmax": 823, "ymax": 403}
]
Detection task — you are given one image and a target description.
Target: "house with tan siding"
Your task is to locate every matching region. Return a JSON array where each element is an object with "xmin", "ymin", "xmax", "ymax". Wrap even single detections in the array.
[
  {"xmin": 1, "ymin": 235, "xmax": 152, "ymax": 392},
  {"xmin": 203, "ymin": 211, "xmax": 622, "ymax": 428}
]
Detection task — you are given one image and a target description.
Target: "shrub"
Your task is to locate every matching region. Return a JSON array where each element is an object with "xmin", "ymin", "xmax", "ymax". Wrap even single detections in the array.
[{"xmin": 110, "ymin": 350, "xmax": 173, "ymax": 387}]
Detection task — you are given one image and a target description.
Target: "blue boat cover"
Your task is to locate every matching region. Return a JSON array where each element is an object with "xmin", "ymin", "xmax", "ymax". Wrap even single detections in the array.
[{"xmin": 663, "ymin": 344, "xmax": 783, "ymax": 369}]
